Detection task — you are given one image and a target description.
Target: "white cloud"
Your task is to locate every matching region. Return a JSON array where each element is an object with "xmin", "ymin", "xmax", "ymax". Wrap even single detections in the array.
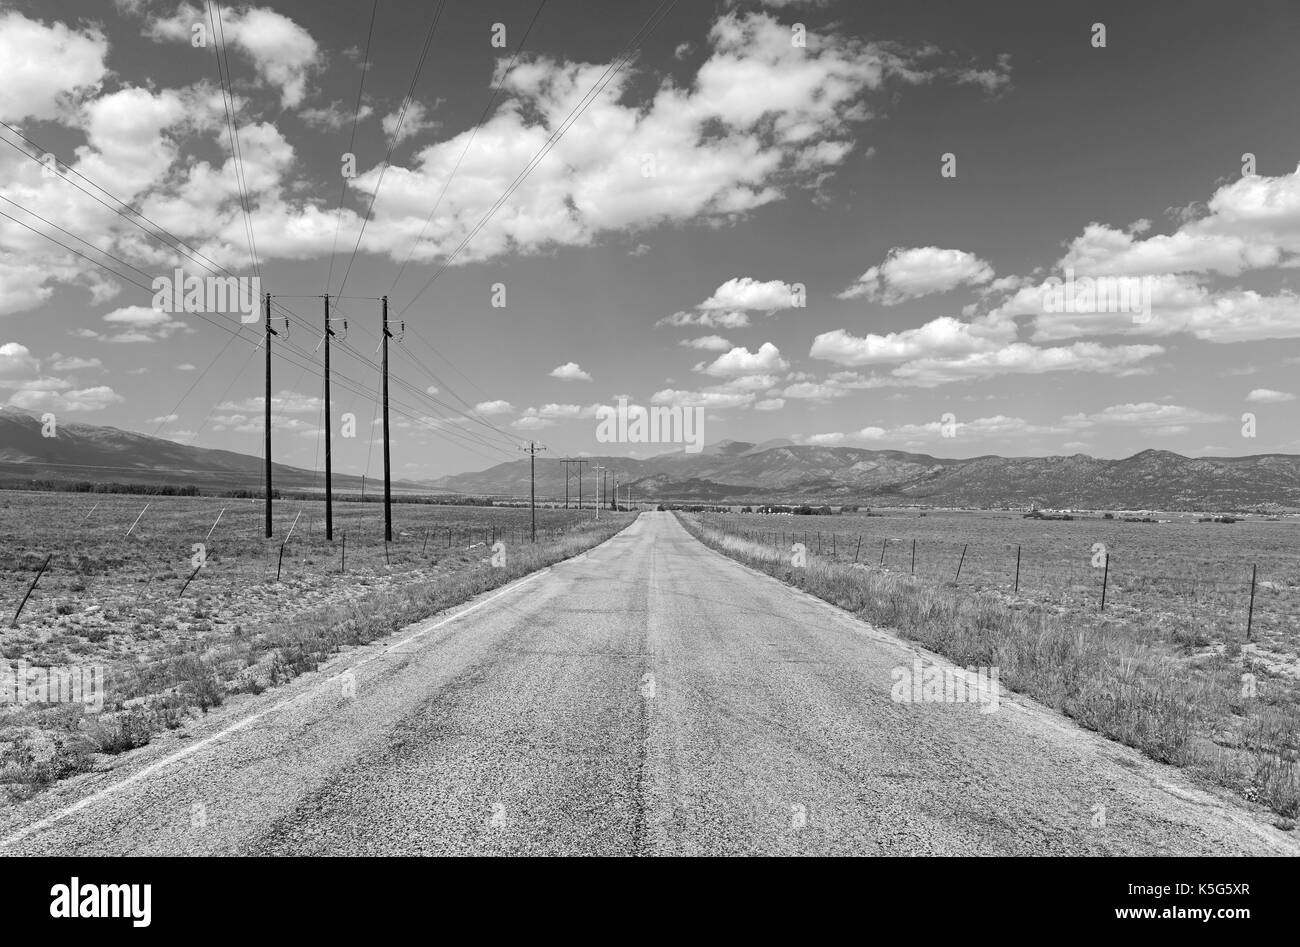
[
  {"xmin": 300, "ymin": 99, "xmax": 375, "ymax": 130},
  {"xmin": 809, "ymin": 315, "xmax": 1012, "ymax": 366},
  {"xmin": 0, "ymin": 342, "xmax": 41, "ymax": 379},
  {"xmin": 550, "ymin": 362, "xmax": 592, "ymax": 382},
  {"xmin": 382, "ymin": 100, "xmax": 438, "ymax": 144},
  {"xmin": 475, "ymin": 399, "xmax": 514, "ymax": 415},
  {"xmin": 0, "ymin": 12, "xmax": 107, "ymax": 123},
  {"xmin": 218, "ymin": 390, "xmax": 322, "ymax": 413},
  {"xmin": 782, "ymin": 381, "xmax": 847, "ymax": 401},
  {"xmin": 891, "ymin": 342, "xmax": 1164, "ymax": 388},
  {"xmin": 657, "ymin": 310, "xmax": 751, "ymax": 330},
  {"xmin": 1061, "ymin": 402, "xmax": 1228, "ymax": 437},
  {"xmin": 651, "ymin": 388, "xmax": 754, "ymax": 410},
  {"xmin": 49, "ymin": 354, "xmax": 103, "ymax": 371},
  {"xmin": 511, "ymin": 415, "xmax": 554, "ymax": 430},
  {"xmin": 680, "ymin": 335, "xmax": 733, "ymax": 351},
  {"xmin": 7, "ymin": 385, "xmax": 122, "ymax": 413},
  {"xmin": 699, "ymin": 277, "xmax": 802, "ymax": 312},
  {"xmin": 147, "ymin": 4, "xmax": 321, "ymax": 108},
  {"xmin": 702, "ymin": 342, "xmax": 789, "ymax": 377},
  {"xmin": 100, "ymin": 305, "xmax": 186, "ymax": 343},
  {"xmin": 1246, "ymin": 388, "xmax": 1296, "ymax": 404},
  {"xmin": 837, "ymin": 246, "xmax": 994, "ymax": 303}
]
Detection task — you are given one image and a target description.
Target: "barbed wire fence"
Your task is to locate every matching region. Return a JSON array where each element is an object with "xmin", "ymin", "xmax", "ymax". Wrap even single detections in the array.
[{"xmin": 707, "ymin": 515, "xmax": 1296, "ymax": 644}]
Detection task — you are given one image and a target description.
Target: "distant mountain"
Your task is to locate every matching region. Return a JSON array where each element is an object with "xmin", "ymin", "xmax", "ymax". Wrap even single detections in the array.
[
  {"xmin": 0, "ymin": 407, "xmax": 426, "ymax": 494},
  {"xmin": 430, "ymin": 440, "xmax": 1300, "ymax": 511}
]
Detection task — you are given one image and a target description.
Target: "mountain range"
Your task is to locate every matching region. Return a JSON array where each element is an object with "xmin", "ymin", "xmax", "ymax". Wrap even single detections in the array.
[
  {"xmin": 430, "ymin": 438, "xmax": 1300, "ymax": 511},
  {"xmin": 0, "ymin": 407, "xmax": 420, "ymax": 494},
  {"xmin": 1, "ymin": 408, "xmax": 1297, "ymax": 510}
]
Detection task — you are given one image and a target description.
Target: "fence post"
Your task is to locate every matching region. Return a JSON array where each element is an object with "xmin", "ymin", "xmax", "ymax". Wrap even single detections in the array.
[
  {"xmin": 1246, "ymin": 563, "xmax": 1257, "ymax": 641},
  {"xmin": 341, "ymin": 533, "xmax": 346, "ymax": 572},
  {"xmin": 1014, "ymin": 545, "xmax": 1021, "ymax": 593},
  {"xmin": 854, "ymin": 536, "xmax": 862, "ymax": 563},
  {"xmin": 911, "ymin": 539, "xmax": 916, "ymax": 575},
  {"xmin": 178, "ymin": 561, "xmax": 203, "ymax": 598},
  {"xmin": 1100, "ymin": 553, "xmax": 1110, "ymax": 610},
  {"xmin": 11, "ymin": 553, "xmax": 52, "ymax": 627},
  {"xmin": 276, "ymin": 542, "xmax": 287, "ymax": 582},
  {"xmin": 125, "ymin": 502, "xmax": 150, "ymax": 537},
  {"xmin": 954, "ymin": 543, "xmax": 967, "ymax": 581},
  {"xmin": 422, "ymin": 527, "xmax": 430, "ymax": 554},
  {"xmin": 879, "ymin": 538, "xmax": 888, "ymax": 566},
  {"xmin": 205, "ymin": 508, "xmax": 226, "ymax": 542}
]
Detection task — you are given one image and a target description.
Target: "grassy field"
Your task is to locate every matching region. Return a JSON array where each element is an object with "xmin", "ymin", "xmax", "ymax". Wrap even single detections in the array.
[
  {"xmin": 686, "ymin": 510, "xmax": 1300, "ymax": 820},
  {"xmin": 0, "ymin": 490, "xmax": 635, "ymax": 800},
  {"xmin": 719, "ymin": 509, "xmax": 1300, "ymax": 659}
]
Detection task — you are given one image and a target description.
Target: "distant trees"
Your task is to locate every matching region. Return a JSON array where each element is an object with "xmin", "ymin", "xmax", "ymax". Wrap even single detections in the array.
[{"xmin": 5, "ymin": 479, "xmax": 201, "ymax": 497}]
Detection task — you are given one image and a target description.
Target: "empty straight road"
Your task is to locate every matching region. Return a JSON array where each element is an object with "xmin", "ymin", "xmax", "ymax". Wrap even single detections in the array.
[{"xmin": 2, "ymin": 512, "xmax": 1294, "ymax": 856}]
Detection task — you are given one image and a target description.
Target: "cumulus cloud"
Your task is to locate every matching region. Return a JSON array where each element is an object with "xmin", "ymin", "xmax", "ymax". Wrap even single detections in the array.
[
  {"xmin": 1246, "ymin": 388, "xmax": 1296, "ymax": 404},
  {"xmin": 0, "ymin": 11, "xmax": 107, "ymax": 123},
  {"xmin": 701, "ymin": 342, "xmax": 789, "ymax": 377},
  {"xmin": 550, "ymin": 362, "xmax": 592, "ymax": 382},
  {"xmin": 837, "ymin": 246, "xmax": 994, "ymax": 304},
  {"xmin": 810, "ymin": 315, "xmax": 1012, "ymax": 366},
  {"xmin": 474, "ymin": 399, "xmax": 515, "ymax": 415},
  {"xmin": 0, "ymin": 342, "xmax": 122, "ymax": 412},
  {"xmin": 146, "ymin": 4, "xmax": 321, "ymax": 108},
  {"xmin": 698, "ymin": 277, "xmax": 803, "ymax": 312},
  {"xmin": 679, "ymin": 335, "xmax": 734, "ymax": 351}
]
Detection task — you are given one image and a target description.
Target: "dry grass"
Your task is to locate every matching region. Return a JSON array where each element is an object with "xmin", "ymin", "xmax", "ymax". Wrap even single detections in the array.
[
  {"xmin": 0, "ymin": 494, "xmax": 634, "ymax": 801},
  {"xmin": 682, "ymin": 513, "xmax": 1299, "ymax": 821}
]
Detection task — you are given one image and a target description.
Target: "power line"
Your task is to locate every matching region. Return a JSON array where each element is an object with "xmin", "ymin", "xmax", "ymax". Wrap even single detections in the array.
[
  {"xmin": 388, "ymin": 0, "xmax": 551, "ymax": 295},
  {"xmin": 397, "ymin": 0, "xmax": 680, "ymax": 317},
  {"xmin": 324, "ymin": 0, "xmax": 380, "ymax": 296},
  {"xmin": 334, "ymin": 0, "xmax": 449, "ymax": 299},
  {"xmin": 207, "ymin": 0, "xmax": 261, "ymax": 278}
]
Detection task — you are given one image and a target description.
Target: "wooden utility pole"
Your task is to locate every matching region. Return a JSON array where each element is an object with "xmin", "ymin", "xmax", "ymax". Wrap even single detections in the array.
[
  {"xmin": 323, "ymin": 295, "xmax": 333, "ymax": 540},
  {"xmin": 263, "ymin": 292, "xmax": 275, "ymax": 538},
  {"xmin": 521, "ymin": 441, "xmax": 547, "ymax": 541},
  {"xmin": 380, "ymin": 295, "xmax": 393, "ymax": 543}
]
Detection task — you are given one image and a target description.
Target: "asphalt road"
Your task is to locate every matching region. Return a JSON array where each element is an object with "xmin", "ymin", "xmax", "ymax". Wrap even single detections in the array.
[{"xmin": 2, "ymin": 511, "xmax": 1295, "ymax": 856}]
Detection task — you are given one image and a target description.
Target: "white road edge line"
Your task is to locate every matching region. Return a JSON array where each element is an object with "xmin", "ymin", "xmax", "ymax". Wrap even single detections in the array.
[{"xmin": 1, "ymin": 568, "xmax": 548, "ymax": 851}]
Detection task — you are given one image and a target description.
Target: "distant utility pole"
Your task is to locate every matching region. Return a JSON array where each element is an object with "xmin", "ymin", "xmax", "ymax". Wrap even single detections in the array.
[
  {"xmin": 592, "ymin": 464, "xmax": 606, "ymax": 521},
  {"xmin": 559, "ymin": 458, "xmax": 588, "ymax": 509},
  {"xmin": 321, "ymin": 295, "xmax": 346, "ymax": 541},
  {"xmin": 521, "ymin": 441, "xmax": 547, "ymax": 541},
  {"xmin": 263, "ymin": 291, "xmax": 276, "ymax": 538},
  {"xmin": 381, "ymin": 295, "xmax": 393, "ymax": 542}
]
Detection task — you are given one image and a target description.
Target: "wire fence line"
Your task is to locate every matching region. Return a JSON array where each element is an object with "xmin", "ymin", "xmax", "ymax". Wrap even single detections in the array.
[
  {"xmin": 1, "ymin": 498, "xmax": 609, "ymax": 628},
  {"xmin": 703, "ymin": 515, "xmax": 1297, "ymax": 643}
]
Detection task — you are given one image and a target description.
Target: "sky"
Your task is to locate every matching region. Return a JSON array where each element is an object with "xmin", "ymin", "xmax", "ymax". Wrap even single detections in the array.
[{"xmin": 2, "ymin": 0, "xmax": 1300, "ymax": 482}]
